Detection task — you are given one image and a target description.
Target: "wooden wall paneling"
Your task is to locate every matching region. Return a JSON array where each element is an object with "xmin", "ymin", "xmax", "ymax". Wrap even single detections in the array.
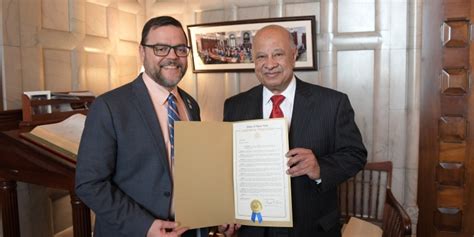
[
  {"xmin": 444, "ymin": 1, "xmax": 470, "ymax": 20},
  {"xmin": 439, "ymin": 141, "xmax": 466, "ymax": 163},
  {"xmin": 437, "ymin": 1, "xmax": 471, "ymax": 236},
  {"xmin": 440, "ymin": 68, "xmax": 468, "ymax": 95},
  {"xmin": 440, "ymin": 96, "xmax": 467, "ymax": 115},
  {"xmin": 434, "ymin": 208, "xmax": 463, "ymax": 232},
  {"xmin": 466, "ymin": 1, "xmax": 474, "ymax": 233},
  {"xmin": 443, "ymin": 48, "xmax": 469, "ymax": 68},
  {"xmin": 437, "ymin": 186, "xmax": 464, "ymax": 208},
  {"xmin": 419, "ymin": 0, "xmax": 443, "ymax": 235},
  {"xmin": 0, "ymin": 85, "xmax": 3, "ymax": 110},
  {"xmin": 420, "ymin": 0, "xmax": 473, "ymax": 236},
  {"xmin": 438, "ymin": 116, "xmax": 466, "ymax": 142},
  {"xmin": 442, "ymin": 19, "xmax": 469, "ymax": 48},
  {"xmin": 436, "ymin": 163, "xmax": 464, "ymax": 186}
]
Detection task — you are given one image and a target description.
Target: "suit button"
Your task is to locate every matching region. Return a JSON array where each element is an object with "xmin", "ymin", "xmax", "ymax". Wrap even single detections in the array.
[{"xmin": 164, "ymin": 191, "xmax": 171, "ymax": 197}]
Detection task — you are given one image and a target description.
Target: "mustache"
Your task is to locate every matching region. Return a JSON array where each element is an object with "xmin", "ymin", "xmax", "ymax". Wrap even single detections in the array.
[{"xmin": 160, "ymin": 60, "xmax": 182, "ymax": 68}]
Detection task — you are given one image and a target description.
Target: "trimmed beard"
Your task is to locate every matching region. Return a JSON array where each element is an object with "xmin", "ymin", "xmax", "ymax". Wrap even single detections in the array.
[{"xmin": 146, "ymin": 59, "xmax": 187, "ymax": 89}]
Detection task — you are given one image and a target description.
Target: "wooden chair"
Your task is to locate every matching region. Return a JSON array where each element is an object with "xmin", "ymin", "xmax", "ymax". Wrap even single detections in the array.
[
  {"xmin": 338, "ymin": 161, "xmax": 412, "ymax": 236},
  {"xmin": 338, "ymin": 161, "xmax": 393, "ymax": 225},
  {"xmin": 382, "ymin": 188, "xmax": 412, "ymax": 237}
]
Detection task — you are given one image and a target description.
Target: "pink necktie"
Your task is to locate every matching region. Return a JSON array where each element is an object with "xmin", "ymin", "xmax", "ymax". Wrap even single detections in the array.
[{"xmin": 270, "ymin": 95, "xmax": 285, "ymax": 118}]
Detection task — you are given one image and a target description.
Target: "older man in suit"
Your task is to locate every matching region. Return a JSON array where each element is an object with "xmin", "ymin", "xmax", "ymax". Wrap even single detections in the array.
[
  {"xmin": 75, "ymin": 16, "xmax": 205, "ymax": 237},
  {"xmin": 221, "ymin": 25, "xmax": 367, "ymax": 237}
]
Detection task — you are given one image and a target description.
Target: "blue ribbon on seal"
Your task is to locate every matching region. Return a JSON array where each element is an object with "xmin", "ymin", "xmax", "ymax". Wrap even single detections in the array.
[{"xmin": 251, "ymin": 212, "xmax": 263, "ymax": 223}]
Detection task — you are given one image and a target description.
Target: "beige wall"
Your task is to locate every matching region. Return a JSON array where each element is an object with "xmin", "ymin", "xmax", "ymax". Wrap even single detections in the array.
[
  {"xmin": 0, "ymin": 0, "xmax": 422, "ymax": 235},
  {"xmin": 1, "ymin": 0, "xmax": 145, "ymax": 109}
]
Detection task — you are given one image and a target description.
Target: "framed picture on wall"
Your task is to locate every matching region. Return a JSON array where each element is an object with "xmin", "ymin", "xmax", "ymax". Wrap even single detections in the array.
[{"xmin": 187, "ymin": 15, "xmax": 317, "ymax": 73}]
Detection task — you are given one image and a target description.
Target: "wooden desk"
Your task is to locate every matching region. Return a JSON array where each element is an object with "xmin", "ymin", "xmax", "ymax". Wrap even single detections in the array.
[{"xmin": 0, "ymin": 128, "xmax": 91, "ymax": 237}]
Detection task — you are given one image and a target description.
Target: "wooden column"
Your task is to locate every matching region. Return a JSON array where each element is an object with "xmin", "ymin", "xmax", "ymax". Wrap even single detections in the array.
[
  {"xmin": 70, "ymin": 191, "xmax": 91, "ymax": 237},
  {"xmin": 0, "ymin": 178, "xmax": 20, "ymax": 237}
]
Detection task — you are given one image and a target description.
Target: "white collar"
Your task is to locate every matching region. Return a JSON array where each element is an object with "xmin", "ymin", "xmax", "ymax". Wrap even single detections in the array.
[{"xmin": 263, "ymin": 76, "xmax": 296, "ymax": 104}]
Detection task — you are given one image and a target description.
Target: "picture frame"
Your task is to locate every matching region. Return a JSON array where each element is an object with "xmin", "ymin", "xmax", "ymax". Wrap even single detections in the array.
[
  {"xmin": 187, "ymin": 15, "xmax": 317, "ymax": 73},
  {"xmin": 23, "ymin": 90, "xmax": 52, "ymax": 114}
]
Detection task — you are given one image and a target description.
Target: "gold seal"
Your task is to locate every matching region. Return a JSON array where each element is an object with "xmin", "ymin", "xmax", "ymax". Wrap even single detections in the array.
[{"xmin": 250, "ymin": 199, "xmax": 263, "ymax": 212}]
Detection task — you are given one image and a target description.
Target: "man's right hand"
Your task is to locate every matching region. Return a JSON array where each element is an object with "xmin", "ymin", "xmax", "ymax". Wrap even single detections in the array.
[
  {"xmin": 217, "ymin": 223, "xmax": 241, "ymax": 237},
  {"xmin": 147, "ymin": 219, "xmax": 188, "ymax": 237}
]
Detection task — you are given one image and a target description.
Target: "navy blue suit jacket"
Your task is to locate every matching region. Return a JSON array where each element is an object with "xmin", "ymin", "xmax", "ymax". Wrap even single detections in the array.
[
  {"xmin": 223, "ymin": 78, "xmax": 367, "ymax": 237},
  {"xmin": 75, "ymin": 74, "xmax": 202, "ymax": 237}
]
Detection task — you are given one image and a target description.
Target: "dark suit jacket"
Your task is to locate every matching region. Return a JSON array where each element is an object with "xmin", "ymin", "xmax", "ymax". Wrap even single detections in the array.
[
  {"xmin": 75, "ymin": 74, "xmax": 203, "ymax": 237},
  {"xmin": 223, "ymin": 78, "xmax": 367, "ymax": 237}
]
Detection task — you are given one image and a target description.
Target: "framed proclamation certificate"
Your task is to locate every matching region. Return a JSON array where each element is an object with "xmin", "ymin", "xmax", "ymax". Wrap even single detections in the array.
[{"xmin": 174, "ymin": 119, "xmax": 292, "ymax": 229}]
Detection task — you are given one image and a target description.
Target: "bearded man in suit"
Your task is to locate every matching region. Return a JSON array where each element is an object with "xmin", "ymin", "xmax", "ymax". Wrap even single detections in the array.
[
  {"xmin": 221, "ymin": 25, "xmax": 367, "ymax": 237},
  {"xmin": 75, "ymin": 16, "xmax": 206, "ymax": 237}
]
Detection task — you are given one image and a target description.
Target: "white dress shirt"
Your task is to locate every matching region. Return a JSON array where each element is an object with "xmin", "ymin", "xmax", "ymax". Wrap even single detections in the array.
[{"xmin": 262, "ymin": 76, "xmax": 296, "ymax": 127}]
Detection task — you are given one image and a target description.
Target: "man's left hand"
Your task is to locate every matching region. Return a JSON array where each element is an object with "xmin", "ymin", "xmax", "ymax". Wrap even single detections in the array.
[{"xmin": 286, "ymin": 148, "xmax": 320, "ymax": 180}]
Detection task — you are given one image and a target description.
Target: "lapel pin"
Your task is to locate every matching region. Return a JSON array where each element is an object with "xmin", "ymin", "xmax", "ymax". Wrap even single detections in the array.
[{"xmin": 186, "ymin": 98, "xmax": 192, "ymax": 109}]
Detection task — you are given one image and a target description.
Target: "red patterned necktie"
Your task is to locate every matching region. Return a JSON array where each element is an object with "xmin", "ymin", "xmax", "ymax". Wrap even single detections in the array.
[{"xmin": 270, "ymin": 95, "xmax": 285, "ymax": 118}]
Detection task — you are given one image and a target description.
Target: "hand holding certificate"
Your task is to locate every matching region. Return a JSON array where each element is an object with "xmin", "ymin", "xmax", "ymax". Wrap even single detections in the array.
[{"xmin": 173, "ymin": 119, "xmax": 292, "ymax": 229}]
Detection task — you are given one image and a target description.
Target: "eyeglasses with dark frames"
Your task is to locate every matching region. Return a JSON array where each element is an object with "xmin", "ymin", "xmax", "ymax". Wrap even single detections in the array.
[{"xmin": 141, "ymin": 44, "xmax": 191, "ymax": 57}]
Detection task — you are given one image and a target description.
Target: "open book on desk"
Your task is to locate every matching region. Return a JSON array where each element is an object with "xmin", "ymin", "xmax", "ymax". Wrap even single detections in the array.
[
  {"xmin": 174, "ymin": 118, "xmax": 292, "ymax": 229},
  {"xmin": 20, "ymin": 114, "xmax": 86, "ymax": 166}
]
